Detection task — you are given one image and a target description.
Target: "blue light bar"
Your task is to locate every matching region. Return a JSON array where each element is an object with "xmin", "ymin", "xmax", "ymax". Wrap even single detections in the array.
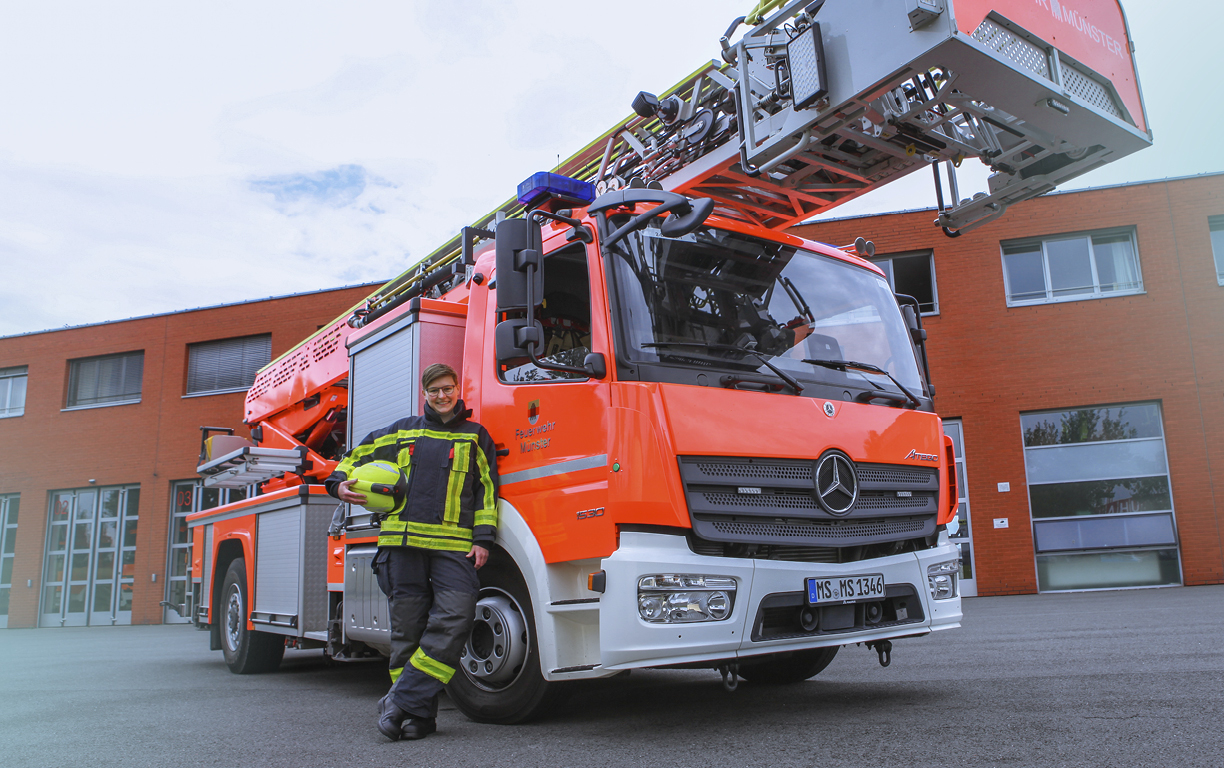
[{"xmin": 516, "ymin": 172, "xmax": 597, "ymax": 207}]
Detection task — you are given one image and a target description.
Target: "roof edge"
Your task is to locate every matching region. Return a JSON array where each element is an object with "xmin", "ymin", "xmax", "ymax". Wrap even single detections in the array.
[
  {"xmin": 797, "ymin": 169, "xmax": 1224, "ymax": 228},
  {"xmin": 0, "ymin": 280, "xmax": 386, "ymax": 341}
]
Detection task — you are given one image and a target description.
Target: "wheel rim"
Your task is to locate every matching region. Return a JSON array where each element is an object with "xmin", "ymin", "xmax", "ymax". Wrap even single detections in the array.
[
  {"xmin": 224, "ymin": 585, "xmax": 243, "ymax": 652},
  {"xmin": 459, "ymin": 589, "xmax": 528, "ymax": 690}
]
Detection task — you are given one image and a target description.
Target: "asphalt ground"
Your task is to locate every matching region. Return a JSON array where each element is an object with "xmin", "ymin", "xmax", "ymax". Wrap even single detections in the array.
[{"xmin": 1, "ymin": 585, "xmax": 1221, "ymax": 768}]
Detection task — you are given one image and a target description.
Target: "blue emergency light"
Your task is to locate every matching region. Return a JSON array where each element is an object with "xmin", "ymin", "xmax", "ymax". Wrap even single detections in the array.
[{"xmin": 516, "ymin": 172, "xmax": 597, "ymax": 208}]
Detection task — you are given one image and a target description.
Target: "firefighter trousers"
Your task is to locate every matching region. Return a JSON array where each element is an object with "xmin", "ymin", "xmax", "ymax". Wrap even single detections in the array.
[{"xmin": 373, "ymin": 546, "xmax": 480, "ymax": 719}]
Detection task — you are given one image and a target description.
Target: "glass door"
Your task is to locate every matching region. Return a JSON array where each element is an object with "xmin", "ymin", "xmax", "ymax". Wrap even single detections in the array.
[
  {"xmin": 88, "ymin": 489, "xmax": 122, "ymax": 625},
  {"xmin": 942, "ymin": 421, "xmax": 976, "ymax": 597},
  {"xmin": 41, "ymin": 485, "xmax": 139, "ymax": 627},
  {"xmin": 165, "ymin": 481, "xmax": 250, "ymax": 623},
  {"xmin": 63, "ymin": 489, "xmax": 96, "ymax": 627},
  {"xmin": 0, "ymin": 494, "xmax": 18, "ymax": 629},
  {"xmin": 41, "ymin": 492, "xmax": 72, "ymax": 626}
]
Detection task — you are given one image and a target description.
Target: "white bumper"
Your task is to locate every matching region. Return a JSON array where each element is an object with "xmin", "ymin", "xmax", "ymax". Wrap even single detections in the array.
[{"xmin": 598, "ymin": 531, "xmax": 962, "ymax": 670}]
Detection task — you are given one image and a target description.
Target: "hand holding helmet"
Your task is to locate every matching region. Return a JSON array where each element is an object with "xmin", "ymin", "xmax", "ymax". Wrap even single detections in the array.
[{"xmin": 342, "ymin": 461, "xmax": 407, "ymax": 517}]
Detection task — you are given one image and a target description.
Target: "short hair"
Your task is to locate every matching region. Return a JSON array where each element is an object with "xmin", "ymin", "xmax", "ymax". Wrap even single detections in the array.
[{"xmin": 421, "ymin": 363, "xmax": 458, "ymax": 390}]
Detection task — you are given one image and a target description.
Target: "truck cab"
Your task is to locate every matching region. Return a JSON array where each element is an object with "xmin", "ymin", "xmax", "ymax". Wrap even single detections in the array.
[{"xmin": 338, "ymin": 182, "xmax": 964, "ymax": 721}]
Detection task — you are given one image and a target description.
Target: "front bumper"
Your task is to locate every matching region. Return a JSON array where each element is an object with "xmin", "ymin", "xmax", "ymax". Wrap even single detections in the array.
[{"xmin": 599, "ymin": 531, "xmax": 962, "ymax": 670}]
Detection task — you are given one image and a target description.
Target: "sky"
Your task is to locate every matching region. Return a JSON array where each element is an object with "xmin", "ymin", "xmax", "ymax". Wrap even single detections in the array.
[{"xmin": 1, "ymin": 0, "xmax": 1221, "ymax": 338}]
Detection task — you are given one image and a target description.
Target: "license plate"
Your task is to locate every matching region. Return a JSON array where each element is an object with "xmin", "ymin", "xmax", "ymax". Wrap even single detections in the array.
[{"xmin": 806, "ymin": 574, "xmax": 885, "ymax": 605}]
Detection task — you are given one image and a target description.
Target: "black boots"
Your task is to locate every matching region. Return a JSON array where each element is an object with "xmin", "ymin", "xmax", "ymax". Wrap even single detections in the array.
[
  {"xmin": 377, "ymin": 695, "xmax": 407, "ymax": 740},
  {"xmin": 377, "ymin": 695, "xmax": 436, "ymax": 741},
  {"xmin": 400, "ymin": 716, "xmax": 437, "ymax": 740}
]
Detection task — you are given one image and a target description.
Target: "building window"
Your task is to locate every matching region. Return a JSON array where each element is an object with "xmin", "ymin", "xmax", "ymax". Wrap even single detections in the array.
[
  {"xmin": 0, "ymin": 494, "xmax": 17, "ymax": 627},
  {"xmin": 185, "ymin": 335, "xmax": 272, "ymax": 396},
  {"xmin": 1021, "ymin": 403, "xmax": 1180, "ymax": 592},
  {"xmin": 0, "ymin": 366, "xmax": 27, "ymax": 418},
  {"xmin": 1002, "ymin": 228, "xmax": 1142, "ymax": 305},
  {"xmin": 66, "ymin": 352, "xmax": 143, "ymax": 409},
  {"xmin": 873, "ymin": 252, "xmax": 938, "ymax": 314},
  {"xmin": 1210, "ymin": 215, "xmax": 1224, "ymax": 285}
]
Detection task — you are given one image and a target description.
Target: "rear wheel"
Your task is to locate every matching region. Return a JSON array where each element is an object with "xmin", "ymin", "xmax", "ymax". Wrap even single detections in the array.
[
  {"xmin": 738, "ymin": 646, "xmax": 839, "ymax": 684},
  {"xmin": 447, "ymin": 564, "xmax": 564, "ymax": 723},
  {"xmin": 220, "ymin": 557, "xmax": 285, "ymax": 674}
]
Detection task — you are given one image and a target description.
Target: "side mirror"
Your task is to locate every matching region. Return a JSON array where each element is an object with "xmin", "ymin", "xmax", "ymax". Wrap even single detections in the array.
[
  {"xmin": 660, "ymin": 197, "xmax": 715, "ymax": 238},
  {"xmin": 583, "ymin": 353, "xmax": 607, "ymax": 379},
  {"xmin": 896, "ymin": 293, "xmax": 934, "ymax": 396},
  {"xmin": 495, "ymin": 218, "xmax": 544, "ymax": 313},
  {"xmin": 900, "ymin": 304, "xmax": 926, "ymax": 344},
  {"xmin": 495, "ymin": 318, "xmax": 542, "ymax": 364}
]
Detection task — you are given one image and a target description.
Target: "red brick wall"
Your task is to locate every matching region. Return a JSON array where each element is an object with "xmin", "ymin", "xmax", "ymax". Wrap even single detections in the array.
[
  {"xmin": 794, "ymin": 174, "xmax": 1224, "ymax": 595},
  {"xmin": 0, "ymin": 286, "xmax": 374, "ymax": 627},
  {"xmin": 3, "ymin": 176, "xmax": 1221, "ymax": 616}
]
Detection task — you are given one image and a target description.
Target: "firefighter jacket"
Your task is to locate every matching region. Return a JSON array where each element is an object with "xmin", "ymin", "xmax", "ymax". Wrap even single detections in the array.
[{"xmin": 326, "ymin": 401, "xmax": 499, "ymax": 552}]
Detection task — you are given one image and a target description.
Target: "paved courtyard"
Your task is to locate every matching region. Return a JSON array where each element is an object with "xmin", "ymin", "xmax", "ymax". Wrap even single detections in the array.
[{"xmin": 1, "ymin": 585, "xmax": 1221, "ymax": 768}]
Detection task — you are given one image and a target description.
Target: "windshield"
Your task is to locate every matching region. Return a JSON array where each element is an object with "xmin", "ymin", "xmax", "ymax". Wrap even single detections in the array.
[{"xmin": 607, "ymin": 226, "xmax": 927, "ymax": 396}]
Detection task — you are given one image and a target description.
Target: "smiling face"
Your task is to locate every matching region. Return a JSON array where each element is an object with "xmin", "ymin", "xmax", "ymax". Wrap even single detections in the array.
[{"xmin": 424, "ymin": 374, "xmax": 459, "ymax": 420}]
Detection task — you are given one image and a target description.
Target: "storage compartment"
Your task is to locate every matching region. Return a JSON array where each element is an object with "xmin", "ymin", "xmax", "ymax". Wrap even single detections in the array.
[{"xmin": 247, "ymin": 494, "xmax": 333, "ymax": 636}]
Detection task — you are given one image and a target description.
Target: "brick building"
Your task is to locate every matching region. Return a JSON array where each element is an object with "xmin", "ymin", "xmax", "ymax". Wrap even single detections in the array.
[
  {"xmin": 0, "ymin": 172, "xmax": 1221, "ymax": 628},
  {"xmin": 0, "ymin": 284, "xmax": 377, "ymax": 628},
  {"xmin": 794, "ymin": 172, "xmax": 1224, "ymax": 596}
]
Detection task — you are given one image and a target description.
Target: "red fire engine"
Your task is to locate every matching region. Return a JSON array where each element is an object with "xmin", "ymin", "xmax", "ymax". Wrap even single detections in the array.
[{"xmin": 186, "ymin": 0, "xmax": 1149, "ymax": 722}]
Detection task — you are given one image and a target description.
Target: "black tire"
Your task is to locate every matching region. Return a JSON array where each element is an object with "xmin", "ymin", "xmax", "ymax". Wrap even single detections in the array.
[
  {"xmin": 220, "ymin": 557, "xmax": 285, "ymax": 674},
  {"xmin": 447, "ymin": 563, "xmax": 564, "ymax": 724},
  {"xmin": 738, "ymin": 646, "xmax": 839, "ymax": 684}
]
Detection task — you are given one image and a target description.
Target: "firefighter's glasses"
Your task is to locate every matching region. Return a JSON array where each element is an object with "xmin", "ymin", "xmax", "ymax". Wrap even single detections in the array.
[{"xmin": 425, "ymin": 385, "xmax": 456, "ymax": 398}]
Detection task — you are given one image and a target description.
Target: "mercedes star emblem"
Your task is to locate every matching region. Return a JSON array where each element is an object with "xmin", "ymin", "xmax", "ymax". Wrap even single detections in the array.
[{"xmin": 815, "ymin": 451, "xmax": 858, "ymax": 516}]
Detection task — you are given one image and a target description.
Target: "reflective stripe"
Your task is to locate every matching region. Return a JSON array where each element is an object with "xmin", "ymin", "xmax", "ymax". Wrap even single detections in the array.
[
  {"xmin": 399, "ymin": 535, "xmax": 471, "ymax": 552},
  {"xmin": 335, "ymin": 431, "xmax": 414, "ymax": 476},
  {"xmin": 409, "ymin": 647, "xmax": 455, "ymax": 684},
  {"xmin": 336, "ymin": 429, "xmax": 481, "ymax": 477},
  {"xmin": 378, "ymin": 521, "xmax": 473, "ymax": 550},
  {"xmin": 474, "ymin": 446, "xmax": 498, "ymax": 527},
  {"xmin": 500, "ymin": 454, "xmax": 609, "ymax": 486},
  {"xmin": 389, "ymin": 666, "xmax": 404, "ymax": 683},
  {"xmin": 342, "ymin": 424, "xmax": 496, "ymax": 552},
  {"xmin": 396, "ymin": 443, "xmax": 414, "ymax": 467},
  {"xmin": 406, "ymin": 521, "xmax": 472, "ymax": 540},
  {"xmin": 444, "ymin": 442, "xmax": 470, "ymax": 525}
]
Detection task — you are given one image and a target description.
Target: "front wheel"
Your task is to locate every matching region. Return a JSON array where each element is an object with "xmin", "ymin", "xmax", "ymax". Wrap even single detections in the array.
[
  {"xmin": 447, "ymin": 564, "xmax": 564, "ymax": 723},
  {"xmin": 220, "ymin": 557, "xmax": 285, "ymax": 674},
  {"xmin": 738, "ymin": 646, "xmax": 839, "ymax": 684}
]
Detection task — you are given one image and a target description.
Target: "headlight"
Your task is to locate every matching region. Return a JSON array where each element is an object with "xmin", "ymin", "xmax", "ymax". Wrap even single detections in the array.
[
  {"xmin": 927, "ymin": 559, "xmax": 960, "ymax": 600},
  {"xmin": 637, "ymin": 574, "xmax": 736, "ymax": 623}
]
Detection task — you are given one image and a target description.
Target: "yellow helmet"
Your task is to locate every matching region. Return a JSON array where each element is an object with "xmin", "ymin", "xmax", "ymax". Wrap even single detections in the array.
[{"xmin": 350, "ymin": 460, "xmax": 407, "ymax": 515}]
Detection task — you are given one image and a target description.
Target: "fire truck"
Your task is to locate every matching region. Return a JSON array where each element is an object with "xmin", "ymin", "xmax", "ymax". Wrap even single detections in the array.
[{"xmin": 185, "ymin": 0, "xmax": 1149, "ymax": 722}]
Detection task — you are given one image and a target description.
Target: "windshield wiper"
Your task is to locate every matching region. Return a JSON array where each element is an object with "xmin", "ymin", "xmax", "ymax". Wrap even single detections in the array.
[
  {"xmin": 642, "ymin": 342, "xmax": 804, "ymax": 394},
  {"xmin": 801, "ymin": 358, "xmax": 920, "ymax": 408}
]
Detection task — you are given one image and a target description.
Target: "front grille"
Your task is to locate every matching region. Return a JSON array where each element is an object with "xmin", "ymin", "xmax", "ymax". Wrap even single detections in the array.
[
  {"xmin": 680, "ymin": 455, "xmax": 940, "ymax": 550},
  {"xmin": 857, "ymin": 466, "xmax": 936, "ymax": 485},
  {"xmin": 851, "ymin": 495, "xmax": 930, "ymax": 511},
  {"xmin": 682, "ymin": 455, "xmax": 937, "ymax": 511},
  {"xmin": 702, "ymin": 491, "xmax": 820, "ymax": 509},
  {"xmin": 696, "ymin": 515, "xmax": 932, "ymax": 548},
  {"xmin": 695, "ymin": 461, "xmax": 812, "ymax": 481},
  {"xmin": 688, "ymin": 537, "xmax": 840, "ymax": 563}
]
